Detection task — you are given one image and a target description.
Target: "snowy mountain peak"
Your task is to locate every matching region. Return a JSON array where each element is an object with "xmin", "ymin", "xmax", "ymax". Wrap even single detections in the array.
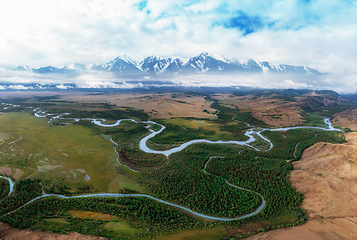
[
  {"xmin": 62, "ymin": 63, "xmax": 87, "ymax": 72},
  {"xmin": 142, "ymin": 55, "xmax": 162, "ymax": 62},
  {"xmin": 13, "ymin": 53, "xmax": 322, "ymax": 76},
  {"xmin": 198, "ymin": 52, "xmax": 212, "ymax": 58},
  {"xmin": 14, "ymin": 66, "xmax": 33, "ymax": 72},
  {"xmin": 112, "ymin": 55, "xmax": 137, "ymax": 66},
  {"xmin": 140, "ymin": 56, "xmax": 173, "ymax": 74}
]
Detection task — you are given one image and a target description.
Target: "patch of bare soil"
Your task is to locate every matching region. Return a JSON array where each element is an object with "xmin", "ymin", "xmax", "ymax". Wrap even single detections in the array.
[
  {"xmin": 292, "ymin": 134, "xmax": 357, "ymax": 219},
  {"xmin": 248, "ymin": 132, "xmax": 357, "ymax": 240},
  {"xmin": 248, "ymin": 217, "xmax": 357, "ymax": 240},
  {"xmin": 213, "ymin": 94, "xmax": 304, "ymax": 127},
  {"xmin": 13, "ymin": 168, "xmax": 24, "ymax": 180},
  {"xmin": 0, "ymin": 222, "xmax": 107, "ymax": 240},
  {"xmin": 60, "ymin": 92, "xmax": 216, "ymax": 119},
  {"xmin": 332, "ymin": 109, "xmax": 357, "ymax": 131},
  {"xmin": 1, "ymin": 91, "xmax": 215, "ymax": 119},
  {"xmin": 224, "ymin": 221, "xmax": 269, "ymax": 238},
  {"xmin": 0, "ymin": 167, "xmax": 11, "ymax": 176}
]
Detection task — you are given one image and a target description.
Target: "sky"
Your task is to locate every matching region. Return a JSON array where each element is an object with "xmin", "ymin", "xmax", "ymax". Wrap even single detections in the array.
[{"xmin": 0, "ymin": 0, "xmax": 357, "ymax": 93}]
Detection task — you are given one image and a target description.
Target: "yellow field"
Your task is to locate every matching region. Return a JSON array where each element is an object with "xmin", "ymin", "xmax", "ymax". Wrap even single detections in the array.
[
  {"xmin": 59, "ymin": 92, "xmax": 217, "ymax": 119},
  {"xmin": 213, "ymin": 94, "xmax": 304, "ymax": 127},
  {"xmin": 157, "ymin": 118, "xmax": 248, "ymax": 141},
  {"xmin": 67, "ymin": 210, "xmax": 147, "ymax": 239},
  {"xmin": 43, "ymin": 218, "xmax": 70, "ymax": 224},
  {"xmin": 68, "ymin": 210, "xmax": 120, "ymax": 221}
]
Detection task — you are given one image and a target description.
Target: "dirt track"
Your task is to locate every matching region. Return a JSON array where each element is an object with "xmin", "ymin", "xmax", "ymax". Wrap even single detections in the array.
[{"xmin": 249, "ymin": 132, "xmax": 357, "ymax": 240}]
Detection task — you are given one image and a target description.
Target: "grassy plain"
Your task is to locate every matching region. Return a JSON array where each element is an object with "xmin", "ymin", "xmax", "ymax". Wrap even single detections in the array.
[
  {"xmin": 212, "ymin": 93, "xmax": 304, "ymax": 127},
  {"xmin": 68, "ymin": 210, "xmax": 121, "ymax": 221},
  {"xmin": 0, "ymin": 91, "xmax": 355, "ymax": 239},
  {"xmin": 0, "ymin": 112, "xmax": 145, "ymax": 193},
  {"xmin": 157, "ymin": 227, "xmax": 226, "ymax": 240},
  {"xmin": 58, "ymin": 92, "xmax": 217, "ymax": 119},
  {"xmin": 147, "ymin": 118, "xmax": 249, "ymax": 150}
]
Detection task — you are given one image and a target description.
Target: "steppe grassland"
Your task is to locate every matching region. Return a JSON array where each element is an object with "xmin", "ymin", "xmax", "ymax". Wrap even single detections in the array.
[
  {"xmin": 157, "ymin": 227, "xmax": 226, "ymax": 240},
  {"xmin": 59, "ymin": 92, "xmax": 217, "ymax": 119},
  {"xmin": 68, "ymin": 210, "xmax": 121, "ymax": 221},
  {"xmin": 1, "ymin": 91, "xmax": 216, "ymax": 119},
  {"xmin": 213, "ymin": 94, "xmax": 304, "ymax": 127},
  {"xmin": 104, "ymin": 222, "xmax": 145, "ymax": 238},
  {"xmin": 149, "ymin": 118, "xmax": 249, "ymax": 148},
  {"xmin": 158, "ymin": 118, "xmax": 235, "ymax": 140},
  {"xmin": 0, "ymin": 112, "xmax": 145, "ymax": 193},
  {"xmin": 248, "ymin": 132, "xmax": 357, "ymax": 240}
]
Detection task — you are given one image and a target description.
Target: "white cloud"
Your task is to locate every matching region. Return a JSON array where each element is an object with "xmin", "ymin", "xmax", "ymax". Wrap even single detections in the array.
[
  {"xmin": 1, "ymin": 66, "xmax": 357, "ymax": 93},
  {"xmin": 0, "ymin": 0, "xmax": 356, "ymax": 93},
  {"xmin": 8, "ymin": 85, "xmax": 32, "ymax": 90}
]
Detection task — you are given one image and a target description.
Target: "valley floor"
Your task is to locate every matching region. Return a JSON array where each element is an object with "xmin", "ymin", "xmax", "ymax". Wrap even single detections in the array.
[
  {"xmin": 0, "ymin": 221, "xmax": 107, "ymax": 240},
  {"xmin": 249, "ymin": 132, "xmax": 357, "ymax": 240}
]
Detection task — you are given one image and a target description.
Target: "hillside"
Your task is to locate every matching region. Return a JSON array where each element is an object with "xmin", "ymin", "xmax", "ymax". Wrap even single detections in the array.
[
  {"xmin": 249, "ymin": 132, "xmax": 357, "ymax": 240},
  {"xmin": 0, "ymin": 89, "xmax": 356, "ymax": 239}
]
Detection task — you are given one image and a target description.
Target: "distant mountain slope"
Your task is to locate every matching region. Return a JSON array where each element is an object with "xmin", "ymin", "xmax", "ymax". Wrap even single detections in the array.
[{"xmin": 14, "ymin": 52, "xmax": 322, "ymax": 77}]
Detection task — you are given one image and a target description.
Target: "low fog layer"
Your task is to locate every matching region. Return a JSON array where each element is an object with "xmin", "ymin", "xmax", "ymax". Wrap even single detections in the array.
[
  {"xmin": 0, "ymin": 68, "xmax": 354, "ymax": 94},
  {"xmin": 1, "ymin": 1, "xmax": 356, "ymax": 86}
]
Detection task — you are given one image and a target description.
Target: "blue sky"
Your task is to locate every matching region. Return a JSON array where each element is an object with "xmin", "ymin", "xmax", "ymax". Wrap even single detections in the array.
[{"xmin": 0, "ymin": 0, "xmax": 357, "ymax": 92}]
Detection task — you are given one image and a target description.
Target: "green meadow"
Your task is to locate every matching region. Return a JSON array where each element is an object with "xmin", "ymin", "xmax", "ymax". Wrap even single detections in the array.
[
  {"xmin": 0, "ymin": 96, "xmax": 350, "ymax": 239},
  {"xmin": 0, "ymin": 112, "xmax": 145, "ymax": 194},
  {"xmin": 147, "ymin": 118, "xmax": 250, "ymax": 151}
]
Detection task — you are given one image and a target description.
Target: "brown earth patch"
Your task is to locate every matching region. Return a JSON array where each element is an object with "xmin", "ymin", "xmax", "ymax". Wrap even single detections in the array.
[
  {"xmin": 248, "ymin": 217, "xmax": 357, "ymax": 240},
  {"xmin": 0, "ymin": 221, "xmax": 107, "ymax": 240},
  {"xmin": 212, "ymin": 94, "xmax": 303, "ymax": 127},
  {"xmin": 0, "ymin": 91, "xmax": 216, "ymax": 119},
  {"xmin": 332, "ymin": 109, "xmax": 357, "ymax": 131},
  {"xmin": 0, "ymin": 167, "xmax": 12, "ymax": 176},
  {"xmin": 59, "ymin": 92, "xmax": 216, "ymax": 119},
  {"xmin": 291, "ymin": 134, "xmax": 357, "ymax": 219},
  {"xmin": 37, "ymin": 165, "xmax": 62, "ymax": 172},
  {"xmin": 13, "ymin": 168, "xmax": 24, "ymax": 180},
  {"xmin": 68, "ymin": 210, "xmax": 118, "ymax": 221},
  {"xmin": 248, "ymin": 132, "xmax": 357, "ymax": 240},
  {"xmin": 224, "ymin": 221, "xmax": 269, "ymax": 238}
]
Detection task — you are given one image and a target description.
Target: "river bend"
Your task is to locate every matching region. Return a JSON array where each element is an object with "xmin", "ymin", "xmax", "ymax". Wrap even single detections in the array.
[{"xmin": 0, "ymin": 110, "xmax": 341, "ymax": 221}]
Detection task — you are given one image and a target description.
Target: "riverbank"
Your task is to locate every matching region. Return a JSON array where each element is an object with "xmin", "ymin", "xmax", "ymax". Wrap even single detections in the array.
[{"xmin": 248, "ymin": 132, "xmax": 357, "ymax": 239}]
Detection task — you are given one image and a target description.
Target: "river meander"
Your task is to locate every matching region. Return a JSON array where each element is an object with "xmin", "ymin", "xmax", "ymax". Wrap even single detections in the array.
[{"xmin": 0, "ymin": 110, "xmax": 340, "ymax": 221}]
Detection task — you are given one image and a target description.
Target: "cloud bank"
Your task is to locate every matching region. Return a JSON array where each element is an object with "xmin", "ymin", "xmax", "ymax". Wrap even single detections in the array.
[
  {"xmin": 0, "ymin": 0, "xmax": 356, "ymax": 92},
  {"xmin": 1, "ymin": 66, "xmax": 356, "ymax": 94}
]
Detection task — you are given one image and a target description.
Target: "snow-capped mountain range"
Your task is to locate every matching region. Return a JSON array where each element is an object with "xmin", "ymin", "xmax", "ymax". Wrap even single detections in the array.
[{"xmin": 14, "ymin": 52, "xmax": 321, "ymax": 77}]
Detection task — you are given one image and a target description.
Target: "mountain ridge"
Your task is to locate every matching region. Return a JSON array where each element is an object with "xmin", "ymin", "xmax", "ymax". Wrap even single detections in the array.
[{"xmin": 14, "ymin": 52, "xmax": 322, "ymax": 77}]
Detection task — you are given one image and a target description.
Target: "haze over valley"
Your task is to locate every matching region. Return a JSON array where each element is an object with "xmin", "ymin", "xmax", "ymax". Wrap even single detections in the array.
[{"xmin": 1, "ymin": 0, "xmax": 357, "ymax": 239}]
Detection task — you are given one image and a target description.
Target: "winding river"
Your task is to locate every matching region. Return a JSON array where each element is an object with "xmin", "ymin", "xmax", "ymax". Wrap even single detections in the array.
[
  {"xmin": 0, "ymin": 176, "xmax": 14, "ymax": 196},
  {"xmin": 0, "ymin": 110, "xmax": 340, "ymax": 221}
]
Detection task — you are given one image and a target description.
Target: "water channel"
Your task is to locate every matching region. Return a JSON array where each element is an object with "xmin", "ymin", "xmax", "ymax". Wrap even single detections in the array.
[{"xmin": 0, "ymin": 110, "xmax": 340, "ymax": 221}]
